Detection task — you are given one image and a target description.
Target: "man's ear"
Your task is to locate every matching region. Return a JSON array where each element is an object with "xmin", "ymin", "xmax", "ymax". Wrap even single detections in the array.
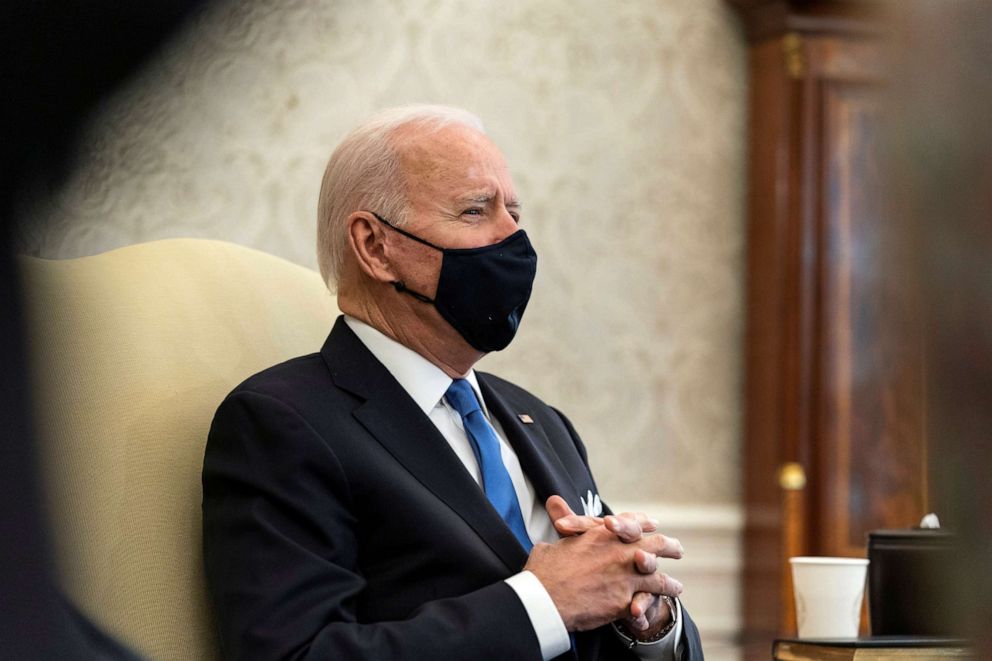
[{"xmin": 347, "ymin": 211, "xmax": 396, "ymax": 283}]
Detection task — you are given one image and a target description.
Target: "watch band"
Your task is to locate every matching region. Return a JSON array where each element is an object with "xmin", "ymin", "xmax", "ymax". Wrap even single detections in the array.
[{"xmin": 611, "ymin": 596, "xmax": 677, "ymax": 649}]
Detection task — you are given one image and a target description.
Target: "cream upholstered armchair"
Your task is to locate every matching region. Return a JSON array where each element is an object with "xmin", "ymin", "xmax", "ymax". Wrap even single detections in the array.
[{"xmin": 20, "ymin": 239, "xmax": 338, "ymax": 660}]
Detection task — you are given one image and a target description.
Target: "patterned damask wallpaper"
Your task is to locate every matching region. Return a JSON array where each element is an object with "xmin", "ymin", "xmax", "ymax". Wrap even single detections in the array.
[{"xmin": 20, "ymin": 0, "xmax": 747, "ymax": 504}]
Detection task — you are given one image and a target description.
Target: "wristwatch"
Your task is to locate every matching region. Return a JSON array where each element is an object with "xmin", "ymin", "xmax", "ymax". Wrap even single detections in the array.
[{"xmin": 611, "ymin": 596, "xmax": 677, "ymax": 649}]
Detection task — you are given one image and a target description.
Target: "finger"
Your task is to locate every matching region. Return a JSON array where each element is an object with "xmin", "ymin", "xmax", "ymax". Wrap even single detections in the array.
[
  {"xmin": 638, "ymin": 533, "xmax": 685, "ymax": 559},
  {"xmin": 629, "ymin": 591, "xmax": 656, "ymax": 619},
  {"xmin": 626, "ymin": 592, "xmax": 657, "ymax": 631},
  {"xmin": 627, "ymin": 612, "xmax": 649, "ymax": 631},
  {"xmin": 633, "ymin": 549, "xmax": 657, "ymax": 574},
  {"xmin": 604, "ymin": 515, "xmax": 643, "ymax": 543},
  {"xmin": 548, "ymin": 495, "xmax": 601, "ymax": 536},
  {"xmin": 545, "ymin": 495, "xmax": 575, "ymax": 522},
  {"xmin": 629, "ymin": 613, "xmax": 649, "ymax": 631},
  {"xmin": 636, "ymin": 571, "xmax": 684, "ymax": 598},
  {"xmin": 645, "ymin": 594, "xmax": 670, "ymax": 624},
  {"xmin": 618, "ymin": 511, "xmax": 660, "ymax": 533},
  {"xmin": 554, "ymin": 514, "xmax": 603, "ymax": 536},
  {"xmin": 642, "ymin": 592, "xmax": 667, "ymax": 623}
]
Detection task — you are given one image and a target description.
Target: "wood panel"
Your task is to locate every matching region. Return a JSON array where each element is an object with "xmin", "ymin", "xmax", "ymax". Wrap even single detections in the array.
[
  {"xmin": 816, "ymin": 80, "xmax": 928, "ymax": 557},
  {"xmin": 741, "ymin": 34, "xmax": 794, "ymax": 647},
  {"xmin": 732, "ymin": 2, "xmax": 929, "ymax": 656}
]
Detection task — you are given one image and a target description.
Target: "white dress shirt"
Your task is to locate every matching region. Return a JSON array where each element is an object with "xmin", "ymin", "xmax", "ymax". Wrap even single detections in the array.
[{"xmin": 344, "ymin": 316, "xmax": 681, "ymax": 660}]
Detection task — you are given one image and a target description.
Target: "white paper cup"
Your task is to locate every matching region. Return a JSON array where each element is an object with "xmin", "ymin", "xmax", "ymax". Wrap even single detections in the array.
[{"xmin": 790, "ymin": 556, "xmax": 869, "ymax": 638}]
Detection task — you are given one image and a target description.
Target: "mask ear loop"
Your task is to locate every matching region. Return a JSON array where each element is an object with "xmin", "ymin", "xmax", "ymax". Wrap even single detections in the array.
[
  {"xmin": 369, "ymin": 211, "xmax": 445, "ymax": 250},
  {"xmin": 368, "ymin": 211, "xmax": 442, "ymax": 305},
  {"xmin": 392, "ymin": 280, "xmax": 435, "ymax": 304}
]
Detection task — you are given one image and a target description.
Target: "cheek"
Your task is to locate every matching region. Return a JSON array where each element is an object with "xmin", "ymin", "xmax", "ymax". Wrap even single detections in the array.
[{"xmin": 394, "ymin": 244, "xmax": 443, "ymax": 293}]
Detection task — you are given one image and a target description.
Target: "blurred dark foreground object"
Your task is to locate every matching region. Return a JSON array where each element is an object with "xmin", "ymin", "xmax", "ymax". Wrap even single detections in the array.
[
  {"xmin": 1, "ymin": 1, "xmax": 203, "ymax": 659},
  {"xmin": 882, "ymin": 0, "xmax": 992, "ymax": 655},
  {"xmin": 867, "ymin": 529, "xmax": 956, "ymax": 636}
]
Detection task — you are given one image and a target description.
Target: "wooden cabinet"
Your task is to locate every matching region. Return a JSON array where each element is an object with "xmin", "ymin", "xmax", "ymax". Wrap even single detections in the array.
[{"xmin": 727, "ymin": 1, "xmax": 929, "ymax": 655}]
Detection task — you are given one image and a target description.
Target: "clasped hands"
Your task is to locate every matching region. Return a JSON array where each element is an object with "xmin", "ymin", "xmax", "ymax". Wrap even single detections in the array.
[{"xmin": 524, "ymin": 495, "xmax": 684, "ymax": 640}]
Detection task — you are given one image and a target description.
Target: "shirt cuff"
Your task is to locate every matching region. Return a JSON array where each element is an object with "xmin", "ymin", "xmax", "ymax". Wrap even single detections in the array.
[
  {"xmin": 616, "ymin": 597, "xmax": 684, "ymax": 661},
  {"xmin": 503, "ymin": 571, "xmax": 571, "ymax": 660}
]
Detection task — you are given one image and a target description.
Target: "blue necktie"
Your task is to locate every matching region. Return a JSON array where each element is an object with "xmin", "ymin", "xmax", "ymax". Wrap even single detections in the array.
[{"xmin": 445, "ymin": 379, "xmax": 533, "ymax": 551}]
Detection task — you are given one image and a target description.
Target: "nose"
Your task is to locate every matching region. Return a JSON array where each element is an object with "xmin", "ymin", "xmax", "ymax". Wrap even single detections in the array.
[{"xmin": 491, "ymin": 207, "xmax": 519, "ymax": 243}]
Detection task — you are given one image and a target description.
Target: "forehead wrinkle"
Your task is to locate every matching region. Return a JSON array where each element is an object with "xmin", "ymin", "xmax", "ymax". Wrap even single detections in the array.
[{"xmin": 455, "ymin": 189, "xmax": 521, "ymax": 210}]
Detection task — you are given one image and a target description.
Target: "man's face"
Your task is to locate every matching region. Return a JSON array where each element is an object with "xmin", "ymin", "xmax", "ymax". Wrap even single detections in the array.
[{"xmin": 385, "ymin": 123, "xmax": 522, "ymax": 299}]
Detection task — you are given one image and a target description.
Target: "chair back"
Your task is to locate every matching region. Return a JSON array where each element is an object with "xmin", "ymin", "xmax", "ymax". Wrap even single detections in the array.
[{"xmin": 21, "ymin": 239, "xmax": 338, "ymax": 660}]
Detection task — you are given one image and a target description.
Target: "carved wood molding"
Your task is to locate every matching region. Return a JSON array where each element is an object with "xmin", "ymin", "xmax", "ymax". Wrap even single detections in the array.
[{"xmin": 725, "ymin": 0, "xmax": 882, "ymax": 42}]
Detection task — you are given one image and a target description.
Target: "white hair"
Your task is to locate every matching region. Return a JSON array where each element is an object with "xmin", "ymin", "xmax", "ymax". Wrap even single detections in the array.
[{"xmin": 316, "ymin": 104, "xmax": 486, "ymax": 289}]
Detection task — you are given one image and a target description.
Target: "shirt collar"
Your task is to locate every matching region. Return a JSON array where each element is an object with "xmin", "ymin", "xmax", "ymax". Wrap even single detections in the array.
[{"xmin": 343, "ymin": 315, "xmax": 489, "ymax": 416}]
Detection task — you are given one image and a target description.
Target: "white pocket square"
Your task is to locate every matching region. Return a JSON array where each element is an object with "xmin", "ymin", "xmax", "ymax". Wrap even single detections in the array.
[{"xmin": 580, "ymin": 490, "xmax": 603, "ymax": 517}]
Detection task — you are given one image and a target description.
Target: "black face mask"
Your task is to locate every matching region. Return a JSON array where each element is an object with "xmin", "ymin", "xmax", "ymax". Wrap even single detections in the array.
[{"xmin": 371, "ymin": 212, "xmax": 537, "ymax": 353}]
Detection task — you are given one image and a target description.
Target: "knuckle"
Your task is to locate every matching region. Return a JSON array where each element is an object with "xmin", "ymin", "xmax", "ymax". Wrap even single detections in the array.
[
  {"xmin": 593, "ymin": 527, "xmax": 617, "ymax": 546},
  {"xmin": 656, "ymin": 572, "xmax": 672, "ymax": 591},
  {"xmin": 591, "ymin": 524, "xmax": 612, "ymax": 538}
]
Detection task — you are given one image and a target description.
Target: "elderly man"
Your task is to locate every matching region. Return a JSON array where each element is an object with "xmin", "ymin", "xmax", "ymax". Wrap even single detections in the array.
[{"xmin": 202, "ymin": 105, "xmax": 703, "ymax": 660}]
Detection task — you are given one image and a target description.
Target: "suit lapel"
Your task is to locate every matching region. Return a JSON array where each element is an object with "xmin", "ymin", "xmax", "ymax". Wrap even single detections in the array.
[
  {"xmin": 320, "ymin": 318, "xmax": 529, "ymax": 572},
  {"xmin": 477, "ymin": 374, "xmax": 586, "ymax": 518}
]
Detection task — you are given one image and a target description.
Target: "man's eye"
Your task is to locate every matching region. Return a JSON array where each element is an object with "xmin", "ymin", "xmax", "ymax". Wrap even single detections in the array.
[
  {"xmin": 462, "ymin": 209, "xmax": 483, "ymax": 217},
  {"xmin": 510, "ymin": 212, "xmax": 520, "ymax": 223}
]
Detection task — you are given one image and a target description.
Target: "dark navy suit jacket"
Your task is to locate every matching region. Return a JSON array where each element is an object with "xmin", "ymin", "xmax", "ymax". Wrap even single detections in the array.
[{"xmin": 202, "ymin": 317, "xmax": 703, "ymax": 660}]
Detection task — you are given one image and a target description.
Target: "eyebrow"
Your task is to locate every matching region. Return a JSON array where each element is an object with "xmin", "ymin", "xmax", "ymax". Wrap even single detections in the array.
[{"xmin": 459, "ymin": 193, "xmax": 522, "ymax": 210}]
